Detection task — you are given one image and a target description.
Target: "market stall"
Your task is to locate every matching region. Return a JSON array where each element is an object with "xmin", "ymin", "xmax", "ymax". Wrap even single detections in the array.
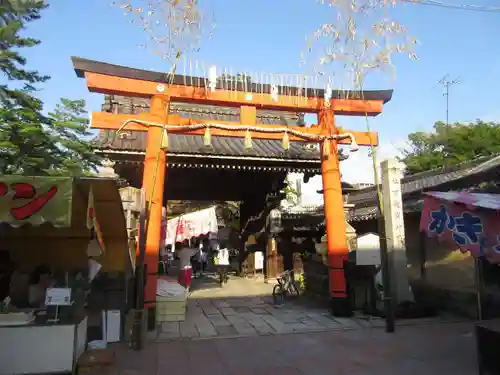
[
  {"xmin": 0, "ymin": 176, "xmax": 128, "ymax": 375},
  {"xmin": 419, "ymin": 191, "xmax": 500, "ymax": 375}
]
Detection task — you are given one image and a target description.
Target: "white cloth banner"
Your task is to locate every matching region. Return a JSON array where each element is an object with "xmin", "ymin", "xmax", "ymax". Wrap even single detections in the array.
[
  {"xmin": 165, "ymin": 206, "xmax": 218, "ymax": 245},
  {"xmin": 254, "ymin": 251, "xmax": 264, "ymax": 271}
]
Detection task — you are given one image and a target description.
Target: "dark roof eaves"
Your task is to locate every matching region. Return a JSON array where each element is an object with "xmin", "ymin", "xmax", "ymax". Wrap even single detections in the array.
[
  {"xmin": 348, "ymin": 154, "xmax": 500, "ymax": 205},
  {"xmin": 347, "ymin": 154, "xmax": 500, "ymax": 221},
  {"xmin": 95, "ymin": 147, "xmax": 322, "ymax": 163}
]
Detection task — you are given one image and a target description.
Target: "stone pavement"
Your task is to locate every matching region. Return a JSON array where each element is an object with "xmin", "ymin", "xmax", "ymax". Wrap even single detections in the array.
[
  {"xmin": 110, "ymin": 321, "xmax": 477, "ymax": 375},
  {"xmin": 155, "ymin": 275, "xmax": 464, "ymax": 341},
  {"xmin": 188, "ymin": 273, "xmax": 276, "ymax": 299}
]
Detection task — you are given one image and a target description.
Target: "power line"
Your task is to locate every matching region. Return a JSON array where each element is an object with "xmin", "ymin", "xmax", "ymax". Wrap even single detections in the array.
[{"xmin": 403, "ymin": 0, "xmax": 500, "ymax": 12}]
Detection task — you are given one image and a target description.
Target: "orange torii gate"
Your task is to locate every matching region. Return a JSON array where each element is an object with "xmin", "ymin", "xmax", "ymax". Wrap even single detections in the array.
[{"xmin": 72, "ymin": 57, "xmax": 392, "ymax": 315}]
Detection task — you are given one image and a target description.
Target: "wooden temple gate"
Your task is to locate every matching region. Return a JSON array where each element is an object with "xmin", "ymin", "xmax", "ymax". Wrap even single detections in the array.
[{"xmin": 72, "ymin": 57, "xmax": 391, "ymax": 316}]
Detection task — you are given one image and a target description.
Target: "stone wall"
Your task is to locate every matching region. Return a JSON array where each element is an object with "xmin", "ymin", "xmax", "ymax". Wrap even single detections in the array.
[{"xmin": 404, "ymin": 214, "xmax": 480, "ymax": 317}]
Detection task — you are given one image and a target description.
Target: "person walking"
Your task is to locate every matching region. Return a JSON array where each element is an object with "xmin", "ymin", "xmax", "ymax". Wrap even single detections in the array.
[
  {"xmin": 200, "ymin": 238, "xmax": 209, "ymax": 275},
  {"xmin": 190, "ymin": 237, "xmax": 202, "ymax": 278},
  {"xmin": 215, "ymin": 242, "xmax": 230, "ymax": 286},
  {"xmin": 199, "ymin": 248, "xmax": 207, "ymax": 277},
  {"xmin": 176, "ymin": 241, "xmax": 197, "ymax": 291}
]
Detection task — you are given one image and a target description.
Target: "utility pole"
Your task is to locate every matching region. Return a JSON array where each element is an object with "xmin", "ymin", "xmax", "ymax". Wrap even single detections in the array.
[
  {"xmin": 437, "ymin": 74, "xmax": 461, "ymax": 127},
  {"xmin": 437, "ymin": 75, "xmax": 461, "ymax": 165}
]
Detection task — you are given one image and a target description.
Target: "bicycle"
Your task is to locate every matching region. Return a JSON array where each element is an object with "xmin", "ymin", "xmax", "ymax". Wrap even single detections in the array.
[{"xmin": 272, "ymin": 270, "xmax": 299, "ymax": 305}]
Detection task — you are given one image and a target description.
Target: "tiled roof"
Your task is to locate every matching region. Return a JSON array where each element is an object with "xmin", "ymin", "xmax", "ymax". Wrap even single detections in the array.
[
  {"xmin": 346, "ymin": 200, "xmax": 423, "ymax": 222},
  {"xmin": 95, "ymin": 95, "xmax": 321, "ymax": 162},
  {"xmin": 101, "ymin": 95, "xmax": 304, "ymax": 126},
  {"xmin": 347, "ymin": 154, "xmax": 500, "ymax": 221},
  {"xmin": 347, "ymin": 206, "xmax": 378, "ymax": 222},
  {"xmin": 96, "ymin": 130, "xmax": 320, "ymax": 161},
  {"xmin": 280, "ymin": 204, "xmax": 323, "ymax": 218}
]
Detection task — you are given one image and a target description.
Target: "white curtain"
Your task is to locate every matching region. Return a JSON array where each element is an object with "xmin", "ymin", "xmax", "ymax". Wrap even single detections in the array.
[{"xmin": 165, "ymin": 206, "xmax": 218, "ymax": 245}]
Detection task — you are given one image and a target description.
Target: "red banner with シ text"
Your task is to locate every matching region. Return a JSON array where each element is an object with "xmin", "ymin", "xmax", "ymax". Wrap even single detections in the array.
[{"xmin": 0, "ymin": 176, "xmax": 73, "ymax": 227}]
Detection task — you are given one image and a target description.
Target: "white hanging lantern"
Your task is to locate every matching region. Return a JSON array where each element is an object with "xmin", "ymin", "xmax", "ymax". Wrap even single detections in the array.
[
  {"xmin": 270, "ymin": 84, "xmax": 279, "ymax": 102},
  {"xmin": 324, "ymin": 83, "xmax": 332, "ymax": 107},
  {"xmin": 208, "ymin": 66, "xmax": 217, "ymax": 92},
  {"xmin": 269, "ymin": 208, "xmax": 282, "ymax": 234}
]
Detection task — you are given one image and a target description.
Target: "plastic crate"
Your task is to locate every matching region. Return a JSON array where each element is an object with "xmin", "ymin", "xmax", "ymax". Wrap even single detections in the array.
[{"xmin": 155, "ymin": 294, "xmax": 187, "ymax": 323}]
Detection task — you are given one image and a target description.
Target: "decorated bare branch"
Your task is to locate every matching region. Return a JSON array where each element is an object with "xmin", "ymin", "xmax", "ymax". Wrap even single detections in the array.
[
  {"xmin": 111, "ymin": 0, "xmax": 215, "ymax": 62},
  {"xmin": 304, "ymin": 0, "xmax": 419, "ymax": 96}
]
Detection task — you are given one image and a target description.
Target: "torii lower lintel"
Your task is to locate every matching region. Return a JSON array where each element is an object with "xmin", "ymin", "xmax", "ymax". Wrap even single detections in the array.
[{"xmin": 90, "ymin": 111, "xmax": 379, "ymax": 146}]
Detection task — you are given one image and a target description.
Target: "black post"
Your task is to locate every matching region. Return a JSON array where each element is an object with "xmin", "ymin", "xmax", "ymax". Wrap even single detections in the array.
[
  {"xmin": 135, "ymin": 212, "xmax": 146, "ymax": 310},
  {"xmin": 131, "ymin": 191, "xmax": 148, "ymax": 351},
  {"xmin": 419, "ymin": 231, "xmax": 427, "ymax": 280},
  {"xmin": 475, "ymin": 257, "xmax": 484, "ymax": 321},
  {"xmin": 377, "ymin": 204, "xmax": 395, "ymax": 333},
  {"xmin": 263, "ymin": 217, "xmax": 269, "ymax": 283}
]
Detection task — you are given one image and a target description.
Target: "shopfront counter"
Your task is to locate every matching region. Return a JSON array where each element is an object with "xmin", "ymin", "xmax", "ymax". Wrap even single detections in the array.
[{"xmin": 0, "ymin": 314, "xmax": 87, "ymax": 375}]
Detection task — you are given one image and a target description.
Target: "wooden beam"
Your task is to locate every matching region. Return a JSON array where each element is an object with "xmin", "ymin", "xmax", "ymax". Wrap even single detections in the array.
[
  {"xmin": 84, "ymin": 72, "xmax": 384, "ymax": 116},
  {"xmin": 91, "ymin": 111, "xmax": 379, "ymax": 146},
  {"xmin": 336, "ymin": 127, "xmax": 379, "ymax": 147},
  {"xmin": 240, "ymin": 105, "xmax": 257, "ymax": 125},
  {"xmin": 91, "ymin": 111, "xmax": 321, "ymax": 141}
]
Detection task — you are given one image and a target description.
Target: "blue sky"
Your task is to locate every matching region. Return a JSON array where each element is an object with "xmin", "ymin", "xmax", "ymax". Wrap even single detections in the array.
[{"xmin": 22, "ymin": 0, "xmax": 500, "ymax": 186}]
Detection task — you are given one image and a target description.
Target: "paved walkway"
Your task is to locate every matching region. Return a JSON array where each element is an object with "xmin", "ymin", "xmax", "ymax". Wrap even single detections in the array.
[
  {"xmin": 111, "ymin": 321, "xmax": 477, "ymax": 375},
  {"xmin": 156, "ymin": 275, "xmax": 463, "ymax": 341}
]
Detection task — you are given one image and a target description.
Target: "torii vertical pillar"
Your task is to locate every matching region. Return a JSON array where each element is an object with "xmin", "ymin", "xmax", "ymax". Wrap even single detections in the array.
[
  {"xmin": 141, "ymin": 96, "xmax": 167, "ymax": 307},
  {"xmin": 319, "ymin": 108, "xmax": 351, "ymax": 317}
]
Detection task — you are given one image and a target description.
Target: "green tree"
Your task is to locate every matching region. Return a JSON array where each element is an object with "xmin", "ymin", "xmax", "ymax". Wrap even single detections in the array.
[
  {"xmin": 0, "ymin": 0, "xmax": 49, "ymax": 107},
  {"xmin": 400, "ymin": 120, "xmax": 500, "ymax": 175},
  {"xmin": 0, "ymin": 1, "xmax": 101, "ymax": 176},
  {"xmin": 283, "ymin": 176, "xmax": 299, "ymax": 204},
  {"xmin": 0, "ymin": 0, "xmax": 54, "ymax": 174},
  {"xmin": 215, "ymin": 201, "xmax": 240, "ymax": 230},
  {"xmin": 46, "ymin": 98, "xmax": 102, "ymax": 175},
  {"xmin": 0, "ymin": 99, "xmax": 59, "ymax": 174},
  {"xmin": 0, "ymin": 98, "xmax": 101, "ymax": 175}
]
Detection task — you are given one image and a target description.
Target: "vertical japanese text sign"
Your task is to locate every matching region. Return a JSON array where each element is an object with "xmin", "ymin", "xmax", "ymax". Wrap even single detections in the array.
[{"xmin": 381, "ymin": 158, "xmax": 413, "ymax": 303}]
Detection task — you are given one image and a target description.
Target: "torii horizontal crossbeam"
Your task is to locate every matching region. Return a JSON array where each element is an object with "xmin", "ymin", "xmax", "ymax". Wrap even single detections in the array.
[
  {"xmin": 84, "ymin": 72, "xmax": 384, "ymax": 116},
  {"xmin": 91, "ymin": 111, "xmax": 379, "ymax": 146}
]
